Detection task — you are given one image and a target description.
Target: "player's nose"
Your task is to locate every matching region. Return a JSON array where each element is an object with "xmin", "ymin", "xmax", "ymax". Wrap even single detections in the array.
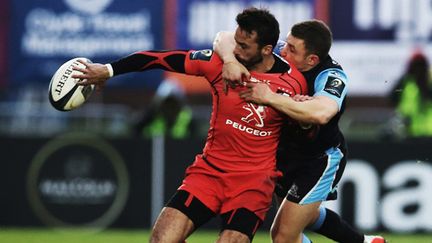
[
  {"xmin": 233, "ymin": 45, "xmax": 241, "ymax": 56},
  {"xmin": 280, "ymin": 48, "xmax": 288, "ymax": 57}
]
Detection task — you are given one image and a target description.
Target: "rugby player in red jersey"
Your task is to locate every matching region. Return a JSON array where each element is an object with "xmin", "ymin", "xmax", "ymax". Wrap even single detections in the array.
[{"xmin": 73, "ymin": 7, "xmax": 307, "ymax": 243}]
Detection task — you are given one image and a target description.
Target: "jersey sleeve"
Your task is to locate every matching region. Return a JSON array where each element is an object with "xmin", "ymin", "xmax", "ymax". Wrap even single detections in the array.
[
  {"xmin": 184, "ymin": 49, "xmax": 222, "ymax": 83},
  {"xmin": 313, "ymin": 68, "xmax": 348, "ymax": 110},
  {"xmin": 109, "ymin": 49, "xmax": 221, "ymax": 84},
  {"xmin": 110, "ymin": 50, "xmax": 191, "ymax": 75}
]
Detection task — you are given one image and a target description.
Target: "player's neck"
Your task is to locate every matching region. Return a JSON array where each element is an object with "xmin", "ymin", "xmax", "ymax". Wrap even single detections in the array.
[{"xmin": 251, "ymin": 56, "xmax": 275, "ymax": 73}]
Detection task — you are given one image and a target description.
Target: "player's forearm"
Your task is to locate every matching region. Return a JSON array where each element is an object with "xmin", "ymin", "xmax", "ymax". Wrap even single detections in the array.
[
  {"xmin": 213, "ymin": 31, "xmax": 238, "ymax": 63},
  {"xmin": 110, "ymin": 50, "xmax": 188, "ymax": 76},
  {"xmin": 267, "ymin": 94, "xmax": 337, "ymax": 125},
  {"xmin": 74, "ymin": 50, "xmax": 192, "ymax": 88}
]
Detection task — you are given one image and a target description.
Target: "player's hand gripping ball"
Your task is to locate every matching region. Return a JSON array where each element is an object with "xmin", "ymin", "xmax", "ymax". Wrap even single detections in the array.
[{"xmin": 48, "ymin": 57, "xmax": 95, "ymax": 111}]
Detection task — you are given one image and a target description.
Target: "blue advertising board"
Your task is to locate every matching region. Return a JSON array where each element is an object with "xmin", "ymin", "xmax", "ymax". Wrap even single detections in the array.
[
  {"xmin": 327, "ymin": 0, "xmax": 432, "ymax": 96},
  {"xmin": 0, "ymin": 0, "xmax": 7, "ymax": 88},
  {"xmin": 175, "ymin": 0, "xmax": 315, "ymax": 49},
  {"xmin": 330, "ymin": 0, "xmax": 432, "ymax": 41},
  {"xmin": 174, "ymin": 0, "xmax": 432, "ymax": 47},
  {"xmin": 9, "ymin": 0, "xmax": 164, "ymax": 88},
  {"xmin": 11, "ymin": 0, "xmax": 430, "ymax": 95}
]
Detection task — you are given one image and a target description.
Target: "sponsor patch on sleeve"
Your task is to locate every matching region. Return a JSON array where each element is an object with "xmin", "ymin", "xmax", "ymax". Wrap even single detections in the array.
[
  {"xmin": 324, "ymin": 76, "xmax": 345, "ymax": 98},
  {"xmin": 189, "ymin": 49, "xmax": 213, "ymax": 61}
]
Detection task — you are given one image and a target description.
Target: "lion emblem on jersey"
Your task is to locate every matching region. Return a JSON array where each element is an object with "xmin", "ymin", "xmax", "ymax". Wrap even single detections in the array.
[{"xmin": 241, "ymin": 103, "xmax": 266, "ymax": 128}]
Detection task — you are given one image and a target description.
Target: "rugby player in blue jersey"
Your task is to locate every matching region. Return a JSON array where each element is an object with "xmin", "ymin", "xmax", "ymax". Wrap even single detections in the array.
[{"xmin": 214, "ymin": 20, "xmax": 386, "ymax": 243}]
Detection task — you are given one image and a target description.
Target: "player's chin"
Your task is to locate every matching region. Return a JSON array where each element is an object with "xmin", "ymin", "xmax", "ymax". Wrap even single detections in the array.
[{"xmin": 235, "ymin": 56, "xmax": 248, "ymax": 65}]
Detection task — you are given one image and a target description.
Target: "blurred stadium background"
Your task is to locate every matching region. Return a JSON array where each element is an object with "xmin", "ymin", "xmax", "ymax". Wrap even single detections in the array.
[{"xmin": 1, "ymin": 0, "xmax": 432, "ymax": 242}]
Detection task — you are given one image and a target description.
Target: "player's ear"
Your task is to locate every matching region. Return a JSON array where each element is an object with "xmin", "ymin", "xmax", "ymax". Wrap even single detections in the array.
[
  {"xmin": 262, "ymin": 45, "xmax": 273, "ymax": 55},
  {"xmin": 307, "ymin": 54, "xmax": 320, "ymax": 66}
]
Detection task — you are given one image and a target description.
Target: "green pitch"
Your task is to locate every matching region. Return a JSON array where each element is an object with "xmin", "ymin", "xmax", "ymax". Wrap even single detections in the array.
[{"xmin": 0, "ymin": 228, "xmax": 431, "ymax": 243}]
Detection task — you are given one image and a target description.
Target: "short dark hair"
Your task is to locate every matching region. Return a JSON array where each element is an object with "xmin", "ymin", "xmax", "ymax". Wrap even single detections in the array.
[
  {"xmin": 236, "ymin": 7, "xmax": 280, "ymax": 49},
  {"xmin": 291, "ymin": 19, "xmax": 332, "ymax": 61}
]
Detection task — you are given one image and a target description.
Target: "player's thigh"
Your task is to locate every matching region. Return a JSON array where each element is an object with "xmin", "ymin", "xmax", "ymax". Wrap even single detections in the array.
[
  {"xmin": 220, "ymin": 208, "xmax": 263, "ymax": 242},
  {"xmin": 278, "ymin": 147, "xmax": 346, "ymax": 204},
  {"xmin": 151, "ymin": 190, "xmax": 216, "ymax": 242},
  {"xmin": 217, "ymin": 229, "xmax": 250, "ymax": 243},
  {"xmin": 272, "ymin": 199, "xmax": 321, "ymax": 236},
  {"xmin": 166, "ymin": 190, "xmax": 216, "ymax": 229},
  {"xmin": 150, "ymin": 207, "xmax": 194, "ymax": 243}
]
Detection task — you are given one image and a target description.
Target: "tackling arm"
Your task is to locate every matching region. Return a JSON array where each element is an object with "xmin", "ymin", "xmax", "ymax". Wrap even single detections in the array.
[
  {"xmin": 213, "ymin": 31, "xmax": 237, "ymax": 63},
  {"xmin": 240, "ymin": 67, "xmax": 347, "ymax": 125},
  {"xmin": 213, "ymin": 31, "xmax": 250, "ymax": 82},
  {"xmin": 240, "ymin": 82, "xmax": 338, "ymax": 125},
  {"xmin": 267, "ymin": 93, "xmax": 339, "ymax": 125}
]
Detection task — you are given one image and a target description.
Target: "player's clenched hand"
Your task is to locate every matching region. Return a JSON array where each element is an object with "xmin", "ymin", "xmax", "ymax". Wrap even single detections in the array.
[
  {"xmin": 222, "ymin": 61, "xmax": 250, "ymax": 94},
  {"xmin": 72, "ymin": 59, "xmax": 110, "ymax": 91},
  {"xmin": 222, "ymin": 61, "xmax": 250, "ymax": 82},
  {"xmin": 291, "ymin": 94, "xmax": 313, "ymax": 102},
  {"xmin": 239, "ymin": 82, "xmax": 274, "ymax": 105}
]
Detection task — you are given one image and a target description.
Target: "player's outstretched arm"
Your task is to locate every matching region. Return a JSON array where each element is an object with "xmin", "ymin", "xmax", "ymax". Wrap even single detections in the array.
[
  {"xmin": 213, "ymin": 31, "xmax": 250, "ymax": 83},
  {"xmin": 73, "ymin": 50, "xmax": 190, "ymax": 89},
  {"xmin": 72, "ymin": 60, "xmax": 110, "ymax": 91}
]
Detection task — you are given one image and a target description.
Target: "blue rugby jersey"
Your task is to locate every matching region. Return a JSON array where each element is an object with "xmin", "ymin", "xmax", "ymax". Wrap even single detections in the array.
[{"xmin": 274, "ymin": 41, "xmax": 349, "ymax": 159}]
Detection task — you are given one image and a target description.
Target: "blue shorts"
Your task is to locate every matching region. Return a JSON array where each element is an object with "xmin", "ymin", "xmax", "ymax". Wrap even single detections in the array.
[{"xmin": 275, "ymin": 145, "xmax": 346, "ymax": 204}]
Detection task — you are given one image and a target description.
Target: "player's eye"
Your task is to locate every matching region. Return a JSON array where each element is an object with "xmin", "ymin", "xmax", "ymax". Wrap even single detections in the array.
[{"xmin": 289, "ymin": 46, "xmax": 295, "ymax": 53}]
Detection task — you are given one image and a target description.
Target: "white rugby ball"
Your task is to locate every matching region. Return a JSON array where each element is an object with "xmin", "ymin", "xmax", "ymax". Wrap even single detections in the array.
[{"xmin": 48, "ymin": 57, "xmax": 95, "ymax": 111}]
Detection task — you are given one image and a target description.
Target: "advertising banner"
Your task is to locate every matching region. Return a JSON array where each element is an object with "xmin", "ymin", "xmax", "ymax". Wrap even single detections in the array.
[
  {"xmin": 325, "ymin": 139, "xmax": 432, "ymax": 232},
  {"xmin": 2, "ymin": 136, "xmax": 431, "ymax": 233},
  {"xmin": 170, "ymin": 0, "xmax": 314, "ymax": 93},
  {"xmin": 173, "ymin": 0, "xmax": 432, "ymax": 96},
  {"xmin": 0, "ymin": 135, "xmax": 152, "ymax": 228},
  {"xmin": 175, "ymin": 0, "xmax": 314, "ymax": 49},
  {"xmin": 329, "ymin": 0, "xmax": 432, "ymax": 96},
  {"xmin": 9, "ymin": 0, "xmax": 163, "ymax": 88}
]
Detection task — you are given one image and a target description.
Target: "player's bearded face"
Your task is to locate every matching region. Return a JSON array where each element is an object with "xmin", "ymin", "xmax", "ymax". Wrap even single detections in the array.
[
  {"xmin": 235, "ymin": 51, "xmax": 263, "ymax": 69},
  {"xmin": 233, "ymin": 28, "xmax": 263, "ymax": 69}
]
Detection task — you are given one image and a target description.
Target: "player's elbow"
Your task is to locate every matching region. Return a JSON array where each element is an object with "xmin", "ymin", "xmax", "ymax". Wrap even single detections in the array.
[
  {"xmin": 306, "ymin": 109, "xmax": 337, "ymax": 125},
  {"xmin": 307, "ymin": 100, "xmax": 339, "ymax": 125},
  {"xmin": 314, "ymin": 114, "xmax": 332, "ymax": 125},
  {"xmin": 311, "ymin": 109, "xmax": 336, "ymax": 125},
  {"xmin": 213, "ymin": 31, "xmax": 233, "ymax": 49},
  {"xmin": 297, "ymin": 96, "xmax": 339, "ymax": 125},
  {"xmin": 213, "ymin": 32, "xmax": 223, "ymax": 49}
]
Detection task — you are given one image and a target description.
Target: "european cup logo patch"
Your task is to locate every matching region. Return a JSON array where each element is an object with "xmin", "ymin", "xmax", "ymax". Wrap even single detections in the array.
[
  {"xmin": 324, "ymin": 76, "xmax": 345, "ymax": 98},
  {"xmin": 190, "ymin": 50, "xmax": 213, "ymax": 61}
]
